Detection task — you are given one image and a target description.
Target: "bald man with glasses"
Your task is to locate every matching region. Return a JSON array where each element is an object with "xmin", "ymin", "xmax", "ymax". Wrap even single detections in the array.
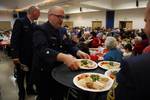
[{"xmin": 31, "ymin": 6, "xmax": 89, "ymax": 100}]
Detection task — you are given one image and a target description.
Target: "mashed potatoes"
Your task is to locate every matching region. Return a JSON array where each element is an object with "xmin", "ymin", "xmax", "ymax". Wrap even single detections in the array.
[{"xmin": 77, "ymin": 74, "xmax": 109, "ymax": 90}]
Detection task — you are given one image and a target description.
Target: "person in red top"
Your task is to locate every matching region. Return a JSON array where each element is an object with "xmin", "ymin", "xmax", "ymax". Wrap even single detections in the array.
[
  {"xmin": 90, "ymin": 31, "xmax": 101, "ymax": 48},
  {"xmin": 143, "ymin": 45, "xmax": 150, "ymax": 53}
]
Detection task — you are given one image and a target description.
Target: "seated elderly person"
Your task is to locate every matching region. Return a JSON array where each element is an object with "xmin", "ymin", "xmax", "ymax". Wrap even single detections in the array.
[
  {"xmin": 103, "ymin": 36, "xmax": 123, "ymax": 62},
  {"xmin": 79, "ymin": 31, "xmax": 92, "ymax": 44},
  {"xmin": 132, "ymin": 36, "xmax": 145, "ymax": 55}
]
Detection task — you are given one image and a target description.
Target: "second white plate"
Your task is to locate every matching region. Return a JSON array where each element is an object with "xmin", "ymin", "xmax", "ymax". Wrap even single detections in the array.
[{"xmin": 78, "ymin": 59, "xmax": 98, "ymax": 70}]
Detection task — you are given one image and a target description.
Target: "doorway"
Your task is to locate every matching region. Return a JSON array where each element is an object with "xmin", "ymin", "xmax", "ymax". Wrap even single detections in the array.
[
  {"xmin": 119, "ymin": 21, "xmax": 133, "ymax": 30},
  {"xmin": 92, "ymin": 21, "xmax": 102, "ymax": 30}
]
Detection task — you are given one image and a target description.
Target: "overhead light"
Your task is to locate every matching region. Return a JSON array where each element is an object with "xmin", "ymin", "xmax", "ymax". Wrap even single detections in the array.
[
  {"xmin": 20, "ymin": 0, "xmax": 54, "ymax": 11},
  {"xmin": 136, "ymin": 0, "xmax": 139, "ymax": 7},
  {"xmin": 80, "ymin": 7, "xmax": 82, "ymax": 12}
]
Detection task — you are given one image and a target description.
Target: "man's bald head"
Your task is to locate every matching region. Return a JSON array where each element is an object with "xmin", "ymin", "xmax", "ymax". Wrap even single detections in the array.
[
  {"xmin": 47, "ymin": 6, "xmax": 65, "ymax": 29},
  {"xmin": 48, "ymin": 6, "xmax": 64, "ymax": 16},
  {"xmin": 27, "ymin": 6, "xmax": 39, "ymax": 15},
  {"xmin": 146, "ymin": 1, "xmax": 150, "ymax": 14}
]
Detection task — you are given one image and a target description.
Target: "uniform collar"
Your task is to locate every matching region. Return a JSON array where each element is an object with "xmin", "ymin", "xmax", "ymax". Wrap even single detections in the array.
[{"xmin": 27, "ymin": 16, "xmax": 33, "ymax": 24}]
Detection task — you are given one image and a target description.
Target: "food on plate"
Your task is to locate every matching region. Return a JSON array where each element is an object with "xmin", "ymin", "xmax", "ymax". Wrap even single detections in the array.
[
  {"xmin": 79, "ymin": 59, "xmax": 97, "ymax": 68},
  {"xmin": 99, "ymin": 61, "xmax": 120, "ymax": 70},
  {"xmin": 76, "ymin": 73, "xmax": 109, "ymax": 90}
]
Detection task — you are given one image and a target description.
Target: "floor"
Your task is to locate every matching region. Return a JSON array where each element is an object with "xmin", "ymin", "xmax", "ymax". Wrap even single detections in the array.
[{"xmin": 0, "ymin": 51, "xmax": 36, "ymax": 100}]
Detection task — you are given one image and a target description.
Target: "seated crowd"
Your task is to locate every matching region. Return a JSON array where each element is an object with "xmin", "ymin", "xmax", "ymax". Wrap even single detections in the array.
[{"xmin": 64, "ymin": 26, "xmax": 149, "ymax": 62}]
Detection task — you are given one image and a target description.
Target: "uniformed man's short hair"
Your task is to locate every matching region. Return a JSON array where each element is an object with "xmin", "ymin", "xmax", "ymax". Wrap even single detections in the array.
[{"xmin": 27, "ymin": 6, "xmax": 39, "ymax": 14}]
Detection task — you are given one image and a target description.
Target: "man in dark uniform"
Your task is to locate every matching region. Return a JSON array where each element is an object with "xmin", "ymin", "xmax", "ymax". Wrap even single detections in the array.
[
  {"xmin": 32, "ymin": 6, "xmax": 89, "ymax": 100},
  {"xmin": 11, "ymin": 6, "xmax": 40, "ymax": 100}
]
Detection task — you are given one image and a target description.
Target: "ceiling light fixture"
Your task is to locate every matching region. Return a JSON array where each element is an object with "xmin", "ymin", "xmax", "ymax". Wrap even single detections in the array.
[
  {"xmin": 136, "ymin": 0, "xmax": 139, "ymax": 7},
  {"xmin": 20, "ymin": 0, "xmax": 54, "ymax": 11},
  {"xmin": 80, "ymin": 7, "xmax": 82, "ymax": 12}
]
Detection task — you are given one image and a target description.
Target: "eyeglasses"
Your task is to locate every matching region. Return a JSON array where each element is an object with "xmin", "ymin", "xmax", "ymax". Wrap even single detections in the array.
[{"xmin": 50, "ymin": 13, "xmax": 65, "ymax": 19}]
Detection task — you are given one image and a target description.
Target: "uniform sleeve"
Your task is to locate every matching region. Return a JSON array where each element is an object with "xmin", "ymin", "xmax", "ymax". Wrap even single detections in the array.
[
  {"xmin": 63, "ymin": 38, "xmax": 79, "ymax": 56},
  {"xmin": 11, "ymin": 19, "xmax": 22, "ymax": 59},
  {"xmin": 33, "ymin": 30, "xmax": 59, "ymax": 64},
  {"xmin": 59, "ymin": 27, "xmax": 79, "ymax": 56}
]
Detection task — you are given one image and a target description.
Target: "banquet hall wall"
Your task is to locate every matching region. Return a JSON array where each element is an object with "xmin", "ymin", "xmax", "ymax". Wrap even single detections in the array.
[
  {"xmin": 0, "ymin": 8, "xmax": 145, "ymax": 30},
  {"xmin": 0, "ymin": 11, "xmax": 14, "ymax": 30},
  {"xmin": 114, "ymin": 8, "xmax": 145, "ymax": 29}
]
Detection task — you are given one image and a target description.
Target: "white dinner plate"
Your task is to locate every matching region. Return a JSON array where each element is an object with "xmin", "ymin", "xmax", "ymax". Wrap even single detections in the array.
[
  {"xmin": 98, "ymin": 61, "xmax": 120, "ymax": 70},
  {"xmin": 73, "ymin": 72, "xmax": 114, "ymax": 92},
  {"xmin": 78, "ymin": 59, "xmax": 98, "ymax": 70}
]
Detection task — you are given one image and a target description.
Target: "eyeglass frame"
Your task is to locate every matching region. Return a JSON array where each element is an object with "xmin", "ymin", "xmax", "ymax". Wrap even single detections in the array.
[{"xmin": 50, "ymin": 13, "xmax": 65, "ymax": 19}]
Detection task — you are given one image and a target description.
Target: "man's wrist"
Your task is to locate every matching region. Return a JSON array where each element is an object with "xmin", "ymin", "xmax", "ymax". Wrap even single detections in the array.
[{"xmin": 57, "ymin": 53, "xmax": 67, "ymax": 62}]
